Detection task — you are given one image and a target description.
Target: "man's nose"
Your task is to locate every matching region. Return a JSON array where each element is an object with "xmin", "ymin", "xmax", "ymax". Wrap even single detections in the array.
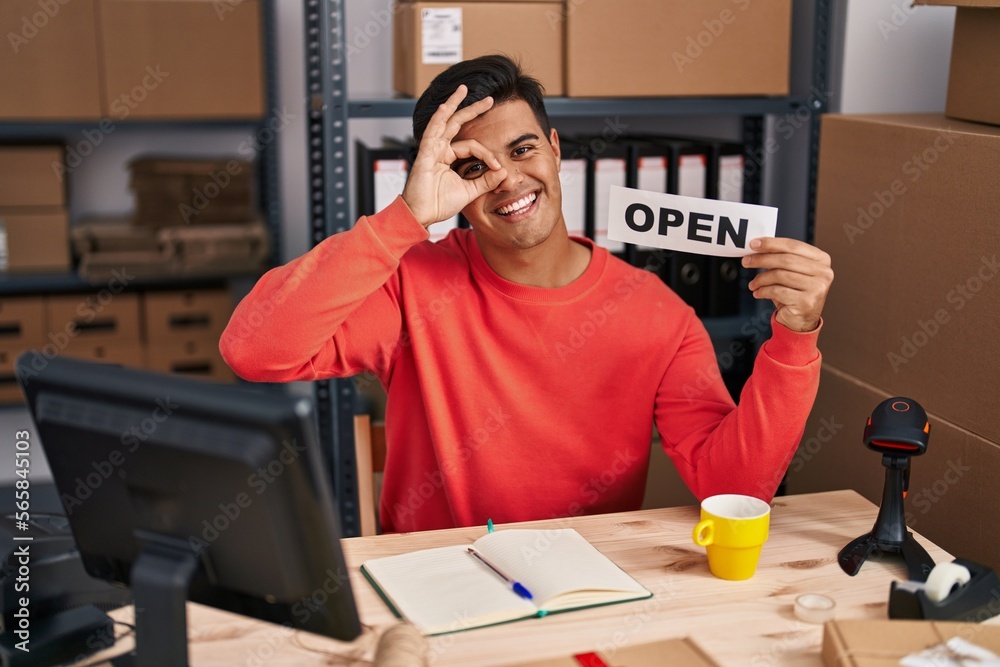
[{"xmin": 492, "ymin": 160, "xmax": 524, "ymax": 192}]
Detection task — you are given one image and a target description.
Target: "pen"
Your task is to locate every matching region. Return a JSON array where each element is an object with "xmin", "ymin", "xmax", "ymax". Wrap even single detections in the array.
[{"xmin": 467, "ymin": 547, "xmax": 534, "ymax": 600}]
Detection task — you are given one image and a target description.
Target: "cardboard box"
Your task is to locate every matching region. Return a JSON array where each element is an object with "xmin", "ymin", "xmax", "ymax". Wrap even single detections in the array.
[
  {"xmin": 0, "ymin": 147, "xmax": 66, "ymax": 207},
  {"xmin": 565, "ymin": 0, "xmax": 792, "ymax": 97},
  {"xmin": 917, "ymin": 0, "xmax": 1000, "ymax": 126},
  {"xmin": 0, "ymin": 0, "xmax": 103, "ymax": 120},
  {"xmin": 394, "ymin": 3, "xmax": 564, "ymax": 97},
  {"xmin": 0, "ymin": 208, "xmax": 71, "ymax": 272},
  {"xmin": 98, "ymin": 0, "xmax": 265, "ymax": 119},
  {"xmin": 790, "ymin": 364, "xmax": 1000, "ymax": 572},
  {"xmin": 511, "ymin": 637, "xmax": 720, "ymax": 666},
  {"xmin": 823, "ymin": 619, "xmax": 1000, "ymax": 667},
  {"xmin": 145, "ymin": 337, "xmax": 235, "ymax": 382},
  {"xmin": 0, "ymin": 344, "xmax": 30, "ymax": 404},
  {"xmin": 46, "ymin": 293, "xmax": 142, "ymax": 343},
  {"xmin": 814, "ymin": 114, "xmax": 1000, "ymax": 444},
  {"xmin": 60, "ymin": 340, "xmax": 145, "ymax": 369},
  {"xmin": 0, "ymin": 297, "xmax": 46, "ymax": 347},
  {"xmin": 143, "ymin": 289, "xmax": 233, "ymax": 342}
]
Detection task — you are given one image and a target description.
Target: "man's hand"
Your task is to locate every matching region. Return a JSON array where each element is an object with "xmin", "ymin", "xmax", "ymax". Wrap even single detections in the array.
[
  {"xmin": 402, "ymin": 85, "xmax": 508, "ymax": 228},
  {"xmin": 742, "ymin": 237, "xmax": 833, "ymax": 333}
]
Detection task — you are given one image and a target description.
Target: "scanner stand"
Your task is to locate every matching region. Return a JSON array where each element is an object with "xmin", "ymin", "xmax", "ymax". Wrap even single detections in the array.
[{"xmin": 838, "ymin": 454, "xmax": 936, "ymax": 582}]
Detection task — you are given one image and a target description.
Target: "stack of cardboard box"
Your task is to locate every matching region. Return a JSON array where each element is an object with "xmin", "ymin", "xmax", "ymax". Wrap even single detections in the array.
[
  {"xmin": 0, "ymin": 146, "xmax": 71, "ymax": 273},
  {"xmin": 74, "ymin": 157, "xmax": 269, "ymax": 282},
  {"xmin": 792, "ymin": 2, "xmax": 1000, "ymax": 571},
  {"xmin": 918, "ymin": 0, "xmax": 1000, "ymax": 126},
  {"xmin": 0, "ymin": 286, "xmax": 238, "ymax": 404},
  {"xmin": 392, "ymin": 0, "xmax": 792, "ymax": 98}
]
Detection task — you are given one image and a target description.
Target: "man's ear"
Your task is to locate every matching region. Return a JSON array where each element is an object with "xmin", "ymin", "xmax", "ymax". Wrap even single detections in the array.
[{"xmin": 549, "ymin": 127, "xmax": 561, "ymax": 170}]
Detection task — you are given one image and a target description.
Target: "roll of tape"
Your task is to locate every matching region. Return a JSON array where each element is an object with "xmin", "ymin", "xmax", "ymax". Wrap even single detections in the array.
[
  {"xmin": 794, "ymin": 593, "xmax": 836, "ymax": 624},
  {"xmin": 924, "ymin": 562, "xmax": 972, "ymax": 603}
]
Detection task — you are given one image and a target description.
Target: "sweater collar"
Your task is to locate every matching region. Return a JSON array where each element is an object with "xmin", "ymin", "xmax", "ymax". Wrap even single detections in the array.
[{"xmin": 464, "ymin": 231, "xmax": 607, "ymax": 303}]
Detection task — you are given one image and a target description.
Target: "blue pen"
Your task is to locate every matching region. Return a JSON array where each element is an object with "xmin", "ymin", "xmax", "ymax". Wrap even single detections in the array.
[{"xmin": 467, "ymin": 547, "xmax": 533, "ymax": 600}]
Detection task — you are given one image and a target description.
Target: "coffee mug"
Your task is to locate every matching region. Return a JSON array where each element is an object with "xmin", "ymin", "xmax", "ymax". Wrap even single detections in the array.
[{"xmin": 692, "ymin": 494, "xmax": 771, "ymax": 580}]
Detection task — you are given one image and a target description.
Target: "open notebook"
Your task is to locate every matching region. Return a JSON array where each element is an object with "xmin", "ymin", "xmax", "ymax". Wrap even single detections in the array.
[{"xmin": 361, "ymin": 528, "xmax": 652, "ymax": 635}]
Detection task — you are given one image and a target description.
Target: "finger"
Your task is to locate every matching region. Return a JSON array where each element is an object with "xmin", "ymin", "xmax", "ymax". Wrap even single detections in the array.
[
  {"xmin": 747, "ymin": 269, "xmax": 815, "ymax": 292},
  {"xmin": 450, "ymin": 139, "xmax": 502, "ymax": 170},
  {"xmin": 749, "ymin": 237, "xmax": 831, "ymax": 263},
  {"xmin": 442, "ymin": 96, "xmax": 496, "ymax": 141},
  {"xmin": 743, "ymin": 251, "xmax": 832, "ymax": 276},
  {"xmin": 470, "ymin": 166, "xmax": 508, "ymax": 197},
  {"xmin": 751, "ymin": 284, "xmax": 802, "ymax": 303},
  {"xmin": 422, "ymin": 85, "xmax": 470, "ymax": 140}
]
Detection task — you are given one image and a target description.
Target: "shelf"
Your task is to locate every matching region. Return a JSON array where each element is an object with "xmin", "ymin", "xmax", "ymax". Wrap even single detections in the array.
[
  {"xmin": 0, "ymin": 119, "xmax": 267, "ymax": 140},
  {"xmin": 348, "ymin": 95, "xmax": 808, "ymax": 119},
  {"xmin": 0, "ymin": 271, "xmax": 254, "ymax": 296}
]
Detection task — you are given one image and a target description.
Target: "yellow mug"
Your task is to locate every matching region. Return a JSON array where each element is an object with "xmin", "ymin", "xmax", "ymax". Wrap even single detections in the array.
[{"xmin": 692, "ymin": 494, "xmax": 771, "ymax": 580}]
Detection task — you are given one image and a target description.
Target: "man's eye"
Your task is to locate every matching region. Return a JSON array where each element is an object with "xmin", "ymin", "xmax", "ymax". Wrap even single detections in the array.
[
  {"xmin": 462, "ymin": 162, "xmax": 486, "ymax": 179},
  {"xmin": 513, "ymin": 146, "xmax": 532, "ymax": 157}
]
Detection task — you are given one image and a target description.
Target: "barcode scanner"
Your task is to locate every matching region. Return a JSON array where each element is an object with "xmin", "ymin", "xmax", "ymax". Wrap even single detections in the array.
[{"xmin": 838, "ymin": 397, "xmax": 937, "ymax": 581}]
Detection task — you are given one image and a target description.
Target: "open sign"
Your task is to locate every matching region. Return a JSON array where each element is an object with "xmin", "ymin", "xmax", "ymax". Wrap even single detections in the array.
[{"xmin": 607, "ymin": 185, "xmax": 777, "ymax": 258}]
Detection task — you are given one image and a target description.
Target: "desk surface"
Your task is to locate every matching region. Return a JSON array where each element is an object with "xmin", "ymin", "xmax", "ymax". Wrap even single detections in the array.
[{"xmin": 91, "ymin": 490, "xmax": 991, "ymax": 666}]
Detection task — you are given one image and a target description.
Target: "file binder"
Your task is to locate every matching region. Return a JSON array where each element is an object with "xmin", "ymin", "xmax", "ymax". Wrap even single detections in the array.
[
  {"xmin": 356, "ymin": 138, "xmax": 461, "ymax": 242},
  {"xmin": 706, "ymin": 142, "xmax": 747, "ymax": 318}
]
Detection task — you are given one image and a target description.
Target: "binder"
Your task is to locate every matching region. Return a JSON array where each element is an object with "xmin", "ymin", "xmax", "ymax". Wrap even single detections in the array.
[
  {"xmin": 626, "ymin": 138, "xmax": 673, "ymax": 277},
  {"xmin": 706, "ymin": 141, "xmax": 747, "ymax": 318},
  {"xmin": 356, "ymin": 138, "xmax": 461, "ymax": 242},
  {"xmin": 564, "ymin": 135, "xmax": 629, "ymax": 259},
  {"xmin": 664, "ymin": 141, "xmax": 711, "ymax": 316},
  {"xmin": 559, "ymin": 156, "xmax": 588, "ymax": 241}
]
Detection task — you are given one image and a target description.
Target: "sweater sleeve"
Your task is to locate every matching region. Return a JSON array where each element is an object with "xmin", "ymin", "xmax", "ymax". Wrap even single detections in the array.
[
  {"xmin": 219, "ymin": 196, "xmax": 429, "ymax": 383},
  {"xmin": 654, "ymin": 311, "xmax": 822, "ymax": 502}
]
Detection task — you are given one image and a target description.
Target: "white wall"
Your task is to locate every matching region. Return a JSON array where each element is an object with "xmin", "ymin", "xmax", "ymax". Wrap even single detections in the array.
[{"xmin": 839, "ymin": 0, "xmax": 954, "ymax": 114}]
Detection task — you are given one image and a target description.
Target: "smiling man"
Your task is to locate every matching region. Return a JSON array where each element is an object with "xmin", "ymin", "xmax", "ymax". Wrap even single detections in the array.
[{"xmin": 220, "ymin": 55, "xmax": 833, "ymax": 533}]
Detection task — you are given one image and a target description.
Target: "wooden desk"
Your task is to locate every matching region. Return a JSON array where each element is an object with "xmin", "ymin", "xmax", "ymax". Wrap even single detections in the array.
[{"xmin": 90, "ymin": 490, "xmax": 993, "ymax": 666}]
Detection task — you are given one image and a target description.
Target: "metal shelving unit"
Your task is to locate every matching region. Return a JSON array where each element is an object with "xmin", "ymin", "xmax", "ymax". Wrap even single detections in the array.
[
  {"xmin": 304, "ymin": 0, "xmax": 837, "ymax": 537},
  {"xmin": 0, "ymin": 0, "xmax": 283, "ymax": 287}
]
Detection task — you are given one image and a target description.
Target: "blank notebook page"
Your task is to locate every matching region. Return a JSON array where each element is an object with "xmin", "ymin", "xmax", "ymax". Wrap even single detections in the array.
[
  {"xmin": 362, "ymin": 545, "xmax": 536, "ymax": 632},
  {"xmin": 474, "ymin": 529, "xmax": 649, "ymax": 608}
]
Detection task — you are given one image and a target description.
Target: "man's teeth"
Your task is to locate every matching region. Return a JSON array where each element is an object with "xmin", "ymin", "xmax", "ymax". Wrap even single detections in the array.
[{"xmin": 497, "ymin": 193, "xmax": 537, "ymax": 215}]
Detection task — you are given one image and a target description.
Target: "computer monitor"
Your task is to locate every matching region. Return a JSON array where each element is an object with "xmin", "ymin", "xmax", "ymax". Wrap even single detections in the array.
[{"xmin": 16, "ymin": 352, "xmax": 362, "ymax": 667}]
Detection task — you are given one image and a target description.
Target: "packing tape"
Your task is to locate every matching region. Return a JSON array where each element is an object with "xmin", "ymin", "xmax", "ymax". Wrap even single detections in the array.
[
  {"xmin": 923, "ymin": 562, "xmax": 972, "ymax": 603},
  {"xmin": 794, "ymin": 593, "xmax": 836, "ymax": 624}
]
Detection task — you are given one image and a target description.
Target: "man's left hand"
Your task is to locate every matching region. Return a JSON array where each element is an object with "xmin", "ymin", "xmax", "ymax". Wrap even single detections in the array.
[{"xmin": 742, "ymin": 237, "xmax": 833, "ymax": 333}]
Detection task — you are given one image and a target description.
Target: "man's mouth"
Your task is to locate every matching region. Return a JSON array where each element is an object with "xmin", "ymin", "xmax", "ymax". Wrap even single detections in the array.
[{"xmin": 495, "ymin": 191, "xmax": 538, "ymax": 217}]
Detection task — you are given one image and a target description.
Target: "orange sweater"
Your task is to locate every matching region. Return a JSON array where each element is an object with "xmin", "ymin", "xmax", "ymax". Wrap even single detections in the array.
[{"xmin": 221, "ymin": 197, "xmax": 821, "ymax": 532}]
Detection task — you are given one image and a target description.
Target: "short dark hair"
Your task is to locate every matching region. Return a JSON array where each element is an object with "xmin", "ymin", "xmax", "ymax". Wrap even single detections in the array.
[{"xmin": 412, "ymin": 55, "xmax": 551, "ymax": 145}]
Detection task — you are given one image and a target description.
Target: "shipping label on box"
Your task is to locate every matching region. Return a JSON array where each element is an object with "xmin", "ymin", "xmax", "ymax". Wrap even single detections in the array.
[{"xmin": 421, "ymin": 7, "xmax": 462, "ymax": 64}]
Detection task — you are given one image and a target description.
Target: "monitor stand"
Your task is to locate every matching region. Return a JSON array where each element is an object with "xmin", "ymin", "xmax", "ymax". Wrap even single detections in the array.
[{"xmin": 111, "ymin": 537, "xmax": 199, "ymax": 667}]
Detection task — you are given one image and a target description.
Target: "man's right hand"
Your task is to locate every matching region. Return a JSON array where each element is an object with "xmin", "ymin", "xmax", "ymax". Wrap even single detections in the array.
[{"xmin": 402, "ymin": 84, "xmax": 508, "ymax": 228}]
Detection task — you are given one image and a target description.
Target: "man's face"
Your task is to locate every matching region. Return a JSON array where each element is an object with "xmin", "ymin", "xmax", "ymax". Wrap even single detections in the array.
[{"xmin": 453, "ymin": 99, "xmax": 563, "ymax": 251}]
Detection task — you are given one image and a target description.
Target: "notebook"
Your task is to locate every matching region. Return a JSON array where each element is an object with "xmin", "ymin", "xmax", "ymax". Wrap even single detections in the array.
[{"xmin": 361, "ymin": 528, "xmax": 652, "ymax": 635}]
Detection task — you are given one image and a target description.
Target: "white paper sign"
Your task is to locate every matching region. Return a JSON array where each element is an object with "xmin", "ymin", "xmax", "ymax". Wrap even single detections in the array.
[
  {"xmin": 607, "ymin": 185, "xmax": 777, "ymax": 258},
  {"xmin": 421, "ymin": 8, "xmax": 462, "ymax": 64}
]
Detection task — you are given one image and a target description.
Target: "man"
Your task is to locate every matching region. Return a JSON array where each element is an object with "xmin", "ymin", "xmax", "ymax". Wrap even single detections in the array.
[{"xmin": 220, "ymin": 55, "xmax": 833, "ymax": 533}]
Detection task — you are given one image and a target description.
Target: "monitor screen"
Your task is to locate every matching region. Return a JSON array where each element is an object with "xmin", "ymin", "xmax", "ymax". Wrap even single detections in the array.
[{"xmin": 17, "ymin": 352, "xmax": 362, "ymax": 663}]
